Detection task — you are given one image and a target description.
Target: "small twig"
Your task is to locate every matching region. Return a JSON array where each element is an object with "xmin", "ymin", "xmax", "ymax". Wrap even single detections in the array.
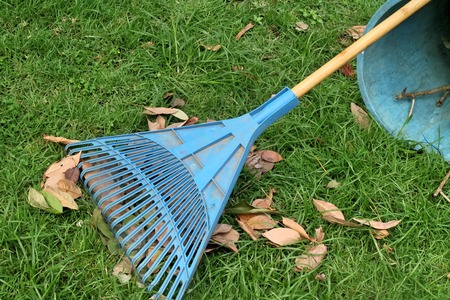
[
  {"xmin": 408, "ymin": 97, "xmax": 415, "ymax": 118},
  {"xmin": 396, "ymin": 85, "xmax": 450, "ymax": 100},
  {"xmin": 433, "ymin": 169, "xmax": 450, "ymax": 197},
  {"xmin": 439, "ymin": 191, "xmax": 450, "ymax": 203},
  {"xmin": 436, "ymin": 90, "xmax": 450, "ymax": 107}
]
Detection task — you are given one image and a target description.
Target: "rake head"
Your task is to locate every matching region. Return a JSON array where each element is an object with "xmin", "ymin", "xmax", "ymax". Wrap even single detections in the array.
[{"xmin": 65, "ymin": 88, "xmax": 298, "ymax": 299}]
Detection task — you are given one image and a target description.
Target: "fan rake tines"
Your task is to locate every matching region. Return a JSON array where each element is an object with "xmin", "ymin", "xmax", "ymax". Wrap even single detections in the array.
[{"xmin": 67, "ymin": 135, "xmax": 210, "ymax": 299}]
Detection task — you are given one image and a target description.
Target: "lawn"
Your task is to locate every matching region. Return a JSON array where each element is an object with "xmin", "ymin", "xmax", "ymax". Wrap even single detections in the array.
[{"xmin": 1, "ymin": 0, "xmax": 450, "ymax": 299}]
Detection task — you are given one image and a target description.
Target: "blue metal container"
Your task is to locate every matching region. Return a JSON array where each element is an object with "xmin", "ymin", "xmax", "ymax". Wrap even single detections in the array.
[{"xmin": 357, "ymin": 0, "xmax": 450, "ymax": 159}]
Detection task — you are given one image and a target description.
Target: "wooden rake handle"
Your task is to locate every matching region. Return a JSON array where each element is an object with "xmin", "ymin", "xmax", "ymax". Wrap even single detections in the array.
[{"xmin": 291, "ymin": 0, "xmax": 431, "ymax": 98}]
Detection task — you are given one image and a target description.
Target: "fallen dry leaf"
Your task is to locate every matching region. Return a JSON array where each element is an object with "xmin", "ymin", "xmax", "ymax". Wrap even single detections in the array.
[
  {"xmin": 282, "ymin": 217, "xmax": 315, "ymax": 242},
  {"xmin": 143, "ymin": 107, "xmax": 189, "ymax": 121},
  {"xmin": 352, "ymin": 218, "xmax": 401, "ymax": 230},
  {"xmin": 210, "ymin": 228, "xmax": 239, "ymax": 253},
  {"xmin": 147, "ymin": 115, "xmax": 166, "ymax": 131},
  {"xmin": 44, "ymin": 187, "xmax": 79, "ymax": 210},
  {"xmin": 28, "ymin": 187, "xmax": 50, "ymax": 210},
  {"xmin": 373, "ymin": 229, "xmax": 390, "ymax": 240},
  {"xmin": 295, "ymin": 21, "xmax": 309, "ymax": 32},
  {"xmin": 199, "ymin": 42, "xmax": 221, "ymax": 52},
  {"xmin": 246, "ymin": 214, "xmax": 277, "ymax": 230},
  {"xmin": 315, "ymin": 226, "xmax": 325, "ymax": 243},
  {"xmin": 262, "ymin": 228, "xmax": 301, "ymax": 246},
  {"xmin": 350, "ymin": 103, "xmax": 369, "ymax": 129},
  {"xmin": 43, "ymin": 135, "xmax": 80, "ymax": 145},
  {"xmin": 65, "ymin": 167, "xmax": 80, "ymax": 182},
  {"xmin": 235, "ymin": 217, "xmax": 259, "ymax": 240},
  {"xmin": 170, "ymin": 98, "xmax": 185, "ymax": 108},
  {"xmin": 294, "ymin": 244, "xmax": 327, "ymax": 272},
  {"xmin": 252, "ymin": 188, "xmax": 276, "ymax": 208},
  {"xmin": 183, "ymin": 116, "xmax": 199, "ymax": 126},
  {"xmin": 212, "ymin": 224, "xmax": 233, "ymax": 235},
  {"xmin": 340, "ymin": 62, "xmax": 355, "ymax": 77},
  {"xmin": 112, "ymin": 257, "xmax": 133, "ymax": 284},
  {"xmin": 326, "ymin": 179, "xmax": 341, "ymax": 189},
  {"xmin": 57, "ymin": 178, "xmax": 83, "ymax": 199},
  {"xmin": 313, "ymin": 199, "xmax": 345, "ymax": 221},
  {"xmin": 235, "ymin": 22, "xmax": 254, "ymax": 40},
  {"xmin": 315, "ymin": 273, "xmax": 327, "ymax": 281},
  {"xmin": 347, "ymin": 25, "xmax": 366, "ymax": 40},
  {"xmin": 260, "ymin": 150, "xmax": 283, "ymax": 163},
  {"xmin": 44, "ymin": 152, "xmax": 82, "ymax": 178}
]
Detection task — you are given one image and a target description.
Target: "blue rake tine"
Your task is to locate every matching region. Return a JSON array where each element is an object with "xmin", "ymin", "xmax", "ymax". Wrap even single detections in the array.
[{"xmin": 64, "ymin": 2, "xmax": 429, "ymax": 298}]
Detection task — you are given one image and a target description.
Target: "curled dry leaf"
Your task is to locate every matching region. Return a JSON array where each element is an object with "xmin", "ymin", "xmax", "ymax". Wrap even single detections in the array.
[
  {"xmin": 282, "ymin": 217, "xmax": 315, "ymax": 242},
  {"xmin": 326, "ymin": 179, "xmax": 341, "ymax": 189},
  {"xmin": 252, "ymin": 188, "xmax": 276, "ymax": 208},
  {"xmin": 43, "ymin": 135, "xmax": 80, "ymax": 145},
  {"xmin": 340, "ymin": 62, "xmax": 355, "ymax": 77},
  {"xmin": 260, "ymin": 150, "xmax": 283, "ymax": 163},
  {"xmin": 347, "ymin": 25, "xmax": 366, "ymax": 40},
  {"xmin": 235, "ymin": 22, "xmax": 254, "ymax": 40},
  {"xmin": 246, "ymin": 214, "xmax": 277, "ymax": 230},
  {"xmin": 315, "ymin": 226, "xmax": 325, "ymax": 243},
  {"xmin": 350, "ymin": 103, "xmax": 369, "ymax": 129},
  {"xmin": 199, "ymin": 42, "xmax": 222, "ymax": 52},
  {"xmin": 353, "ymin": 218, "xmax": 401, "ymax": 230},
  {"xmin": 148, "ymin": 115, "xmax": 166, "ymax": 131},
  {"xmin": 28, "ymin": 187, "xmax": 50, "ymax": 210},
  {"xmin": 294, "ymin": 244, "xmax": 327, "ymax": 272},
  {"xmin": 210, "ymin": 228, "xmax": 239, "ymax": 253},
  {"xmin": 295, "ymin": 21, "xmax": 309, "ymax": 32},
  {"xmin": 212, "ymin": 224, "xmax": 233, "ymax": 235},
  {"xmin": 235, "ymin": 217, "xmax": 259, "ymax": 240},
  {"xmin": 262, "ymin": 228, "xmax": 301, "ymax": 246},
  {"xmin": 143, "ymin": 107, "xmax": 189, "ymax": 121},
  {"xmin": 373, "ymin": 229, "xmax": 390, "ymax": 240}
]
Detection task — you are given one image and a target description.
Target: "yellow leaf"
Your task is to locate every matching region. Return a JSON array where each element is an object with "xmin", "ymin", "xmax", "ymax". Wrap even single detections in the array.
[{"xmin": 27, "ymin": 187, "xmax": 50, "ymax": 210}]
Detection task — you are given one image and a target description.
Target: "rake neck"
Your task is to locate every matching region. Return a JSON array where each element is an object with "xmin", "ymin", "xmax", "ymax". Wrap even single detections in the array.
[{"xmin": 249, "ymin": 88, "xmax": 299, "ymax": 131}]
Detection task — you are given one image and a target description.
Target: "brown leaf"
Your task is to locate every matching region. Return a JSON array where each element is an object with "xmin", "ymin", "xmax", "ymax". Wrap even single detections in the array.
[
  {"xmin": 147, "ymin": 115, "xmax": 166, "ymax": 131},
  {"xmin": 235, "ymin": 217, "xmax": 259, "ymax": 240},
  {"xmin": 373, "ymin": 229, "xmax": 390, "ymax": 240},
  {"xmin": 235, "ymin": 22, "xmax": 254, "ymax": 41},
  {"xmin": 294, "ymin": 244, "xmax": 327, "ymax": 272},
  {"xmin": 43, "ymin": 187, "xmax": 79, "ymax": 210},
  {"xmin": 340, "ymin": 62, "xmax": 355, "ymax": 77},
  {"xmin": 315, "ymin": 226, "xmax": 325, "ymax": 243},
  {"xmin": 353, "ymin": 218, "xmax": 401, "ymax": 230},
  {"xmin": 262, "ymin": 228, "xmax": 301, "ymax": 246},
  {"xmin": 43, "ymin": 135, "xmax": 80, "ymax": 145},
  {"xmin": 282, "ymin": 217, "xmax": 315, "ymax": 241},
  {"xmin": 347, "ymin": 25, "xmax": 366, "ymax": 40},
  {"xmin": 350, "ymin": 103, "xmax": 369, "ymax": 129},
  {"xmin": 199, "ymin": 42, "xmax": 221, "ymax": 52},
  {"xmin": 44, "ymin": 152, "xmax": 81, "ymax": 178},
  {"xmin": 170, "ymin": 97, "xmax": 185, "ymax": 108},
  {"xmin": 313, "ymin": 199, "xmax": 346, "ymax": 221},
  {"xmin": 57, "ymin": 178, "xmax": 83, "ymax": 199},
  {"xmin": 212, "ymin": 224, "xmax": 233, "ymax": 235},
  {"xmin": 65, "ymin": 167, "xmax": 80, "ymax": 182},
  {"xmin": 162, "ymin": 91, "xmax": 174, "ymax": 100},
  {"xmin": 251, "ymin": 188, "xmax": 276, "ymax": 209},
  {"xmin": 260, "ymin": 150, "xmax": 283, "ymax": 163},
  {"xmin": 246, "ymin": 214, "xmax": 277, "ymax": 230},
  {"xmin": 210, "ymin": 228, "xmax": 239, "ymax": 253},
  {"xmin": 183, "ymin": 116, "xmax": 199, "ymax": 126}
]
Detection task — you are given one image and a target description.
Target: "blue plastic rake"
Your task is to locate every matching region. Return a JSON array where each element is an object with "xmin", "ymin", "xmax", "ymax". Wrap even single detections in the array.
[{"xmin": 65, "ymin": 1, "xmax": 428, "ymax": 298}]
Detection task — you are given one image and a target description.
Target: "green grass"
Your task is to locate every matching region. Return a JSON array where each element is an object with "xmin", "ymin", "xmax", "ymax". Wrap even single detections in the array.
[{"xmin": 1, "ymin": 0, "xmax": 450, "ymax": 299}]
